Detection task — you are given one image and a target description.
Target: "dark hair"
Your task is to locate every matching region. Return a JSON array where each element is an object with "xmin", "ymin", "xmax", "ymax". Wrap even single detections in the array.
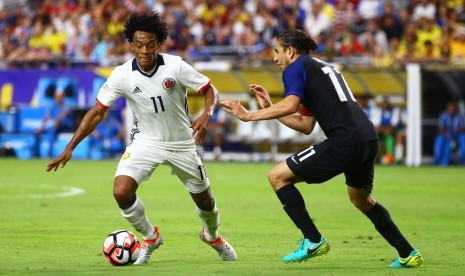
[
  {"xmin": 276, "ymin": 29, "xmax": 317, "ymax": 54},
  {"xmin": 124, "ymin": 11, "xmax": 169, "ymax": 43}
]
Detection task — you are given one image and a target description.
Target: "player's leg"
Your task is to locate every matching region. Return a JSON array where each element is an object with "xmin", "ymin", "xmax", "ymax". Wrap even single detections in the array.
[
  {"xmin": 384, "ymin": 133, "xmax": 395, "ymax": 164},
  {"xmin": 115, "ymin": 143, "xmax": 165, "ymax": 264},
  {"xmin": 170, "ymin": 150, "xmax": 236, "ymax": 260},
  {"xmin": 434, "ymin": 134, "xmax": 450, "ymax": 165},
  {"xmin": 114, "ymin": 175, "xmax": 155, "ymax": 239},
  {"xmin": 345, "ymin": 140, "xmax": 422, "ymax": 268},
  {"xmin": 456, "ymin": 134, "xmax": 465, "ymax": 164},
  {"xmin": 114, "ymin": 175, "xmax": 163, "ymax": 265},
  {"xmin": 190, "ymin": 188, "xmax": 236, "ymax": 261},
  {"xmin": 394, "ymin": 131, "xmax": 405, "ymax": 164},
  {"xmin": 190, "ymin": 187, "xmax": 218, "ymax": 240},
  {"xmin": 277, "ymin": 142, "xmax": 341, "ymax": 263},
  {"xmin": 269, "ymin": 161, "xmax": 322, "ymax": 242}
]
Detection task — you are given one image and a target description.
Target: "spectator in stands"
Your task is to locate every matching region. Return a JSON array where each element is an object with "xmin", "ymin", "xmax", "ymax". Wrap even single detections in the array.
[
  {"xmin": 304, "ymin": 0, "xmax": 331, "ymax": 39},
  {"xmin": 434, "ymin": 101, "xmax": 465, "ymax": 166},
  {"xmin": 359, "ymin": 19, "xmax": 389, "ymax": 53},
  {"xmin": 316, "ymin": 34, "xmax": 340, "ymax": 61},
  {"xmin": 339, "ymin": 30, "xmax": 364, "ymax": 56},
  {"xmin": 331, "ymin": 0, "xmax": 356, "ymax": 40},
  {"xmin": 26, "ymin": 21, "xmax": 51, "ymax": 62},
  {"xmin": 458, "ymin": 1, "xmax": 465, "ymax": 25},
  {"xmin": 357, "ymin": 0, "xmax": 382, "ymax": 21},
  {"xmin": 257, "ymin": 11, "xmax": 280, "ymax": 48},
  {"xmin": 90, "ymin": 110, "xmax": 125, "ymax": 158},
  {"xmin": 416, "ymin": 17, "xmax": 442, "ymax": 57},
  {"xmin": 1, "ymin": 0, "xmax": 465, "ymax": 68},
  {"xmin": 35, "ymin": 89, "xmax": 73, "ymax": 157},
  {"xmin": 90, "ymin": 31, "xmax": 114, "ymax": 66},
  {"xmin": 412, "ymin": 0, "xmax": 436, "ymax": 22},
  {"xmin": 378, "ymin": 1, "xmax": 404, "ymax": 42},
  {"xmin": 357, "ymin": 94, "xmax": 378, "ymax": 122},
  {"xmin": 396, "ymin": 20, "xmax": 419, "ymax": 63},
  {"xmin": 439, "ymin": 38, "xmax": 452, "ymax": 63},
  {"xmin": 450, "ymin": 28, "xmax": 465, "ymax": 60},
  {"xmin": 45, "ymin": 22, "xmax": 68, "ymax": 58},
  {"xmin": 419, "ymin": 39, "xmax": 440, "ymax": 62},
  {"xmin": 372, "ymin": 40, "xmax": 396, "ymax": 67},
  {"xmin": 185, "ymin": 38, "xmax": 212, "ymax": 62},
  {"xmin": 374, "ymin": 96, "xmax": 399, "ymax": 164}
]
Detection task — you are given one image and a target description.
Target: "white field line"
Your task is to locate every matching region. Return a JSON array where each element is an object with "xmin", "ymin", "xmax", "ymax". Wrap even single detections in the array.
[{"xmin": 28, "ymin": 186, "xmax": 85, "ymax": 198}]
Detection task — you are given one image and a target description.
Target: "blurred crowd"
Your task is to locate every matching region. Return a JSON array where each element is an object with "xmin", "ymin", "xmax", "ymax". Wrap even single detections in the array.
[{"xmin": 1, "ymin": 0, "xmax": 465, "ymax": 69}]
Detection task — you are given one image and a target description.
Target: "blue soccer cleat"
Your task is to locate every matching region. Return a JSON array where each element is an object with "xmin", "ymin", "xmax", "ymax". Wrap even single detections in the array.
[{"xmin": 282, "ymin": 236, "xmax": 330, "ymax": 263}]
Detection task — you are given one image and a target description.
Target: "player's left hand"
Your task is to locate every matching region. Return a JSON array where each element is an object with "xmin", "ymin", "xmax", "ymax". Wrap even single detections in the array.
[
  {"xmin": 191, "ymin": 111, "xmax": 210, "ymax": 144},
  {"xmin": 220, "ymin": 100, "xmax": 250, "ymax": 121}
]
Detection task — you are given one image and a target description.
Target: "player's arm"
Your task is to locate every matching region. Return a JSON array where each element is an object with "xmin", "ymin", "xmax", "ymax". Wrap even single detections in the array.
[
  {"xmin": 191, "ymin": 84, "xmax": 218, "ymax": 144},
  {"xmin": 46, "ymin": 104, "xmax": 108, "ymax": 172},
  {"xmin": 249, "ymin": 85, "xmax": 316, "ymax": 134},
  {"xmin": 278, "ymin": 113, "xmax": 316, "ymax": 135},
  {"xmin": 220, "ymin": 95, "xmax": 300, "ymax": 122}
]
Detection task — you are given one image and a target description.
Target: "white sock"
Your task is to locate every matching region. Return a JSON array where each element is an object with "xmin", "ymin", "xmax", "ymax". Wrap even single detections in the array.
[
  {"xmin": 196, "ymin": 204, "xmax": 219, "ymax": 241},
  {"xmin": 120, "ymin": 196, "xmax": 155, "ymax": 239},
  {"xmin": 395, "ymin": 144, "xmax": 404, "ymax": 161}
]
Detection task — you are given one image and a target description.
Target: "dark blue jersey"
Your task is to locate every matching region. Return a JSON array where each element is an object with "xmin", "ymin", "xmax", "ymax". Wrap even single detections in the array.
[{"xmin": 283, "ymin": 55, "xmax": 378, "ymax": 145}]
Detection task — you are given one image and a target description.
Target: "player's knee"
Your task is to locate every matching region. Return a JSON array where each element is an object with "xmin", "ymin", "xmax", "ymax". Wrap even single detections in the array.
[
  {"xmin": 350, "ymin": 195, "xmax": 375, "ymax": 212},
  {"xmin": 113, "ymin": 185, "xmax": 135, "ymax": 206},
  {"xmin": 267, "ymin": 169, "xmax": 287, "ymax": 190},
  {"xmin": 267, "ymin": 170, "xmax": 277, "ymax": 185}
]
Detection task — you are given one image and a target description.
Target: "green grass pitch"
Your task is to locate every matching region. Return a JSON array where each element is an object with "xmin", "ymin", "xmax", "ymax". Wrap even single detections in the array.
[{"xmin": 1, "ymin": 158, "xmax": 464, "ymax": 275}]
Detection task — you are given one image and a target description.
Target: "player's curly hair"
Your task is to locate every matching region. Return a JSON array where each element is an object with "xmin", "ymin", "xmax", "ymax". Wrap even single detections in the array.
[
  {"xmin": 276, "ymin": 29, "xmax": 318, "ymax": 54},
  {"xmin": 124, "ymin": 11, "xmax": 169, "ymax": 44}
]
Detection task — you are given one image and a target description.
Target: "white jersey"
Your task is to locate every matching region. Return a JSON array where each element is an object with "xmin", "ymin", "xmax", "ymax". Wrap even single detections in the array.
[{"xmin": 97, "ymin": 53, "xmax": 211, "ymax": 151}]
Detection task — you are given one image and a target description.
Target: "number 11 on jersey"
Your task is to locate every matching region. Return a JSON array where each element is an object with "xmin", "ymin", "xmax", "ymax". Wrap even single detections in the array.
[{"xmin": 151, "ymin": 96, "xmax": 165, "ymax": 113}]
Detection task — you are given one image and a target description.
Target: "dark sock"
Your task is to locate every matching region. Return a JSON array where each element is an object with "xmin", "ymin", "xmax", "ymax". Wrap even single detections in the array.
[
  {"xmin": 276, "ymin": 185, "xmax": 321, "ymax": 243},
  {"xmin": 365, "ymin": 203, "xmax": 414, "ymax": 258}
]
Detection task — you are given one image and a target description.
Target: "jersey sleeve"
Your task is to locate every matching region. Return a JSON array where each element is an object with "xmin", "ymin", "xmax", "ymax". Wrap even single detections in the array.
[
  {"xmin": 177, "ymin": 59, "xmax": 211, "ymax": 94},
  {"xmin": 96, "ymin": 67, "xmax": 124, "ymax": 108},
  {"xmin": 283, "ymin": 63, "xmax": 306, "ymax": 100}
]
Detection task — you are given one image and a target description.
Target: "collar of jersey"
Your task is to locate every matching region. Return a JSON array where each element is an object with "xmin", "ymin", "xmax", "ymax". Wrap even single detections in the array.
[{"xmin": 132, "ymin": 53, "xmax": 165, "ymax": 77}]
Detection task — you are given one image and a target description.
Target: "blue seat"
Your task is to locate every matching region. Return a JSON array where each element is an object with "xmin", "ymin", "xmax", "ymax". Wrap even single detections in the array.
[
  {"xmin": 36, "ymin": 77, "xmax": 79, "ymax": 107},
  {"xmin": 51, "ymin": 133, "xmax": 90, "ymax": 159},
  {"xmin": 17, "ymin": 106, "xmax": 47, "ymax": 134},
  {"xmin": 0, "ymin": 111, "xmax": 14, "ymax": 133},
  {"xmin": 0, "ymin": 133, "xmax": 36, "ymax": 159}
]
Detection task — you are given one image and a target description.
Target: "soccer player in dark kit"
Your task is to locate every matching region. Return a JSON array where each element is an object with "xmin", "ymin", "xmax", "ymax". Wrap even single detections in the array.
[{"xmin": 221, "ymin": 29, "xmax": 423, "ymax": 268}]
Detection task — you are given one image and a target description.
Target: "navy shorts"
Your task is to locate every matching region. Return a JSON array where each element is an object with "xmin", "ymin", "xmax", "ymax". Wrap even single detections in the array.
[{"xmin": 286, "ymin": 139, "xmax": 379, "ymax": 193}]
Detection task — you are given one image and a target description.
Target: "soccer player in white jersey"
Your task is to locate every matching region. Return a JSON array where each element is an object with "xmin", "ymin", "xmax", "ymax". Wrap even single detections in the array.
[{"xmin": 46, "ymin": 11, "xmax": 237, "ymax": 264}]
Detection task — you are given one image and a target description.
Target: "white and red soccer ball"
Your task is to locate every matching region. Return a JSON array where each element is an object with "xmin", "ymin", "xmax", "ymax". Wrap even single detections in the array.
[{"xmin": 103, "ymin": 230, "xmax": 141, "ymax": 266}]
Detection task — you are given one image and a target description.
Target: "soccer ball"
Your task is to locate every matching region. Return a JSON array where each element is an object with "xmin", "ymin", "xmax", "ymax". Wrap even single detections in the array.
[{"xmin": 103, "ymin": 230, "xmax": 141, "ymax": 266}]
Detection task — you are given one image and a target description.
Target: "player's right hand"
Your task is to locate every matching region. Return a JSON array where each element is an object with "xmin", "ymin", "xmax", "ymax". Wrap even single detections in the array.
[
  {"xmin": 250, "ymin": 84, "xmax": 272, "ymax": 109},
  {"xmin": 46, "ymin": 149, "xmax": 73, "ymax": 172}
]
